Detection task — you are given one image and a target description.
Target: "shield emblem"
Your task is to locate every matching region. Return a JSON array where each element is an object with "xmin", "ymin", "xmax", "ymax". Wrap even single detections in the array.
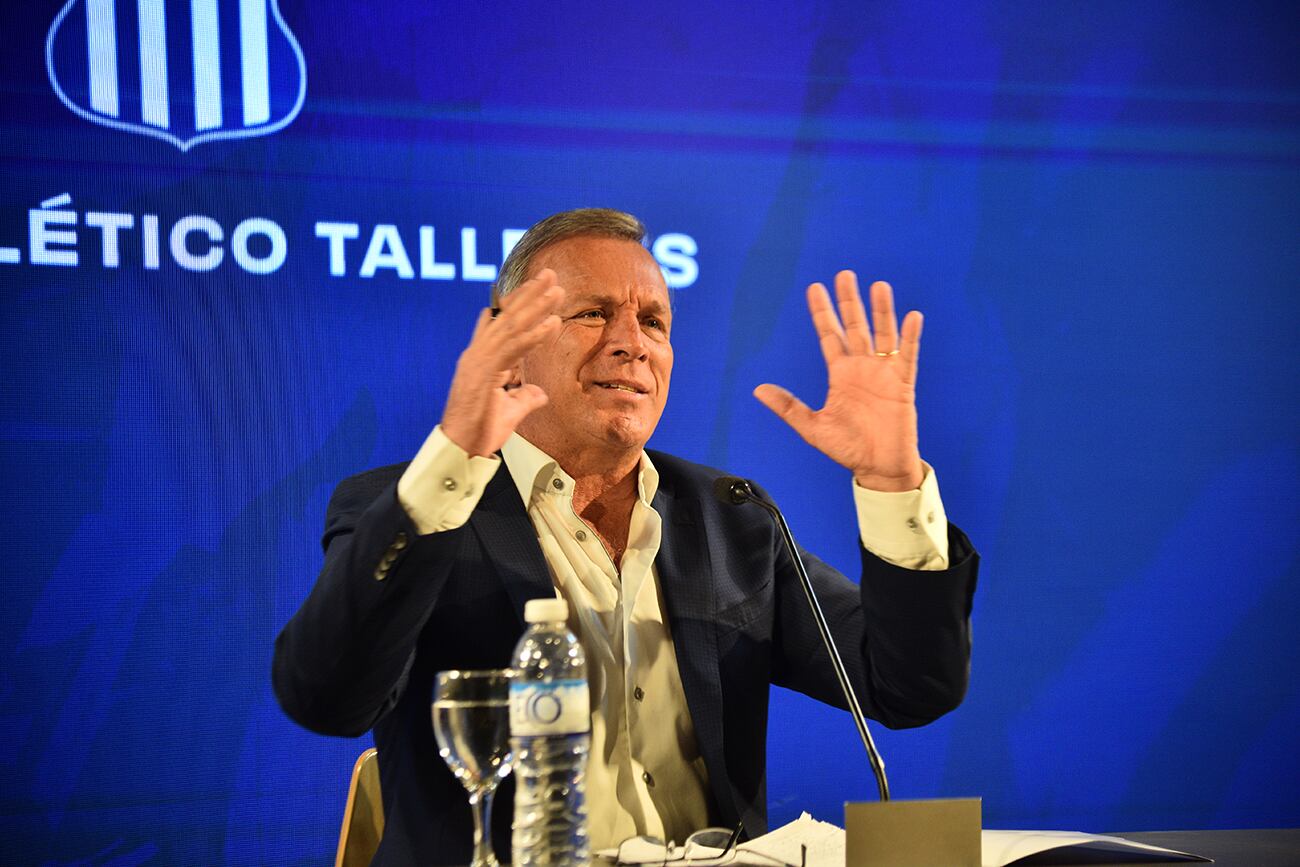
[{"xmin": 46, "ymin": 0, "xmax": 306, "ymax": 151}]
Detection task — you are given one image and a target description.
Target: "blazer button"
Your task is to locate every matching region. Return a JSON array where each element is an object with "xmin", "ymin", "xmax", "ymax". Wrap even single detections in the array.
[
  {"xmin": 373, "ymin": 565, "xmax": 389, "ymax": 581},
  {"xmin": 393, "ymin": 532, "xmax": 409, "ymax": 550}
]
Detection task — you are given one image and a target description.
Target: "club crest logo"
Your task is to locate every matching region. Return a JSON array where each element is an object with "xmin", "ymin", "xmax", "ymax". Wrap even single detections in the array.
[{"xmin": 46, "ymin": 0, "xmax": 306, "ymax": 151}]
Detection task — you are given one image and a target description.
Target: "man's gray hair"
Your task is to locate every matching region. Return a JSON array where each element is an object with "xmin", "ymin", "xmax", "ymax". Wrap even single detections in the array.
[{"xmin": 493, "ymin": 208, "xmax": 647, "ymax": 306}]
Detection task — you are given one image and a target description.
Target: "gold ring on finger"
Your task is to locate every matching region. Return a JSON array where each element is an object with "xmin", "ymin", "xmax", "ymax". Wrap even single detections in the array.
[{"xmin": 875, "ymin": 349, "xmax": 900, "ymax": 357}]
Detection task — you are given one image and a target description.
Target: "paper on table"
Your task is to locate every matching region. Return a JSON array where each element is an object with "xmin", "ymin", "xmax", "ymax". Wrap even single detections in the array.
[
  {"xmin": 738, "ymin": 812, "xmax": 845, "ymax": 867},
  {"xmin": 597, "ymin": 812, "xmax": 845, "ymax": 866},
  {"xmin": 982, "ymin": 830, "xmax": 1212, "ymax": 866}
]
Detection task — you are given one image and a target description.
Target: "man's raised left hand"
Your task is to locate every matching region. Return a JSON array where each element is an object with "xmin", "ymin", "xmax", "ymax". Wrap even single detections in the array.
[{"xmin": 754, "ymin": 271, "xmax": 925, "ymax": 493}]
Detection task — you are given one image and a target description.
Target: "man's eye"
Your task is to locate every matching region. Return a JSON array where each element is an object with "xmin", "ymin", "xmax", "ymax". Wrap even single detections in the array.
[
  {"xmin": 576, "ymin": 309, "xmax": 605, "ymax": 320},
  {"xmin": 644, "ymin": 317, "xmax": 665, "ymax": 331}
]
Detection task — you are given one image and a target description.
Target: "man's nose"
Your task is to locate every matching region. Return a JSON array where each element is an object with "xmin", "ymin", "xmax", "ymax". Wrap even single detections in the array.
[{"xmin": 605, "ymin": 311, "xmax": 648, "ymax": 359}]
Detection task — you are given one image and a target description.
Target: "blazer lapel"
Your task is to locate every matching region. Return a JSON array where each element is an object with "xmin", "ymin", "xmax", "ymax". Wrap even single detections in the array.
[
  {"xmin": 467, "ymin": 462, "xmax": 554, "ymax": 629},
  {"xmin": 652, "ymin": 478, "xmax": 741, "ymax": 827}
]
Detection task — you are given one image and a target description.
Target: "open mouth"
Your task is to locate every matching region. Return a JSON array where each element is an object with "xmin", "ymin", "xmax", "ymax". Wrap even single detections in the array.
[{"xmin": 595, "ymin": 381, "xmax": 647, "ymax": 395}]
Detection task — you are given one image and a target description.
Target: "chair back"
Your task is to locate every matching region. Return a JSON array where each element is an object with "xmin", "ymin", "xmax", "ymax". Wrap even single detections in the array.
[{"xmin": 335, "ymin": 748, "xmax": 384, "ymax": 867}]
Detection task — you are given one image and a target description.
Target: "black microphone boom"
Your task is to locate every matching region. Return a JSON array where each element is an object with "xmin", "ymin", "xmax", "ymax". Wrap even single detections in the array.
[{"xmin": 712, "ymin": 475, "xmax": 891, "ymax": 802}]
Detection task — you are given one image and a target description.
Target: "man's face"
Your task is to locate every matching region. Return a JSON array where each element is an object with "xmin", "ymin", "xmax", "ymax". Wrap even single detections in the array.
[{"xmin": 514, "ymin": 236, "xmax": 673, "ymax": 457}]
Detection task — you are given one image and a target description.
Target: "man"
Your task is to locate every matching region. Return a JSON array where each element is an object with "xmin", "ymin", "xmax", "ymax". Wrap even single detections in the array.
[{"xmin": 273, "ymin": 208, "xmax": 978, "ymax": 865}]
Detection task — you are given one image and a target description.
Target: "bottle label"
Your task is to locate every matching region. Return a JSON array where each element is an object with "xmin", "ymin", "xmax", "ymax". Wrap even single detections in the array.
[{"xmin": 509, "ymin": 679, "xmax": 590, "ymax": 736}]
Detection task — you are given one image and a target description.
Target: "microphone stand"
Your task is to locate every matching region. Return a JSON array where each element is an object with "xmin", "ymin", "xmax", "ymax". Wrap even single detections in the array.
[
  {"xmin": 719, "ymin": 478, "xmax": 889, "ymax": 801},
  {"xmin": 716, "ymin": 476, "xmax": 982, "ymax": 866}
]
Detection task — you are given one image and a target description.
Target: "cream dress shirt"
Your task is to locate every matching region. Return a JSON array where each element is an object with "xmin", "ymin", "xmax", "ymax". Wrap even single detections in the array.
[{"xmin": 396, "ymin": 426, "xmax": 949, "ymax": 849}]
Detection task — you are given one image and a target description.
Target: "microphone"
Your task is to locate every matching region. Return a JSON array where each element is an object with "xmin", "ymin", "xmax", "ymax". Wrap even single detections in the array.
[{"xmin": 712, "ymin": 475, "xmax": 891, "ymax": 802}]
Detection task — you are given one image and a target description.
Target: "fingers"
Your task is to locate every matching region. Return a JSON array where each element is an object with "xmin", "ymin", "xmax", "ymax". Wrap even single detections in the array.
[
  {"xmin": 807, "ymin": 282, "xmax": 846, "ymax": 363},
  {"xmin": 499, "ymin": 311, "xmax": 561, "ymax": 359},
  {"xmin": 505, "ymin": 383, "xmax": 549, "ymax": 418},
  {"xmin": 468, "ymin": 308, "xmax": 560, "ymax": 370},
  {"xmin": 753, "ymin": 383, "xmax": 816, "ymax": 437},
  {"xmin": 898, "ymin": 310, "xmax": 923, "ymax": 385},
  {"xmin": 495, "ymin": 269, "xmax": 562, "ymax": 330},
  {"xmin": 817, "ymin": 274, "xmax": 913, "ymax": 360},
  {"xmin": 834, "ymin": 271, "xmax": 874, "ymax": 355},
  {"xmin": 474, "ymin": 269, "xmax": 563, "ymax": 363},
  {"xmin": 815, "ymin": 273, "xmax": 922, "ymax": 381},
  {"xmin": 469, "ymin": 306, "xmax": 494, "ymax": 340},
  {"xmin": 869, "ymin": 280, "xmax": 899, "ymax": 354},
  {"xmin": 498, "ymin": 267, "xmax": 556, "ymax": 305}
]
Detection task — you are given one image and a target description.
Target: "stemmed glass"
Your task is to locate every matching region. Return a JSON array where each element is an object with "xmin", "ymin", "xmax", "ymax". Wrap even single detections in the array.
[{"xmin": 432, "ymin": 670, "xmax": 515, "ymax": 867}]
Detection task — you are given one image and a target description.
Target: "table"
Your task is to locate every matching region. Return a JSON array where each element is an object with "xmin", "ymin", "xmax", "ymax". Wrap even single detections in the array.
[{"xmin": 1109, "ymin": 829, "xmax": 1300, "ymax": 867}]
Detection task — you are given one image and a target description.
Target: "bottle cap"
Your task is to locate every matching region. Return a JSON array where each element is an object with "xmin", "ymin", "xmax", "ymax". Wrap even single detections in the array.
[{"xmin": 524, "ymin": 598, "xmax": 568, "ymax": 624}]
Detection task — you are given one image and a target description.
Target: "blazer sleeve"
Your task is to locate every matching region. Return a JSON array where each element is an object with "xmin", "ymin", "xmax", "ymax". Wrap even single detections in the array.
[
  {"xmin": 770, "ymin": 522, "xmax": 979, "ymax": 729},
  {"xmin": 271, "ymin": 467, "xmax": 471, "ymax": 737}
]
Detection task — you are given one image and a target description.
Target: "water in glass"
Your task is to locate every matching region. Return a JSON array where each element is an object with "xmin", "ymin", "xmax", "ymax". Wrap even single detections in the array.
[
  {"xmin": 432, "ymin": 697, "xmax": 512, "ymax": 789},
  {"xmin": 432, "ymin": 670, "xmax": 514, "ymax": 867}
]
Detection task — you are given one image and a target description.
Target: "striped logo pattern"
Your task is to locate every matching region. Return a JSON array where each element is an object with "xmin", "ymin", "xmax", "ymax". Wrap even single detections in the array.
[{"xmin": 47, "ymin": 0, "xmax": 306, "ymax": 151}]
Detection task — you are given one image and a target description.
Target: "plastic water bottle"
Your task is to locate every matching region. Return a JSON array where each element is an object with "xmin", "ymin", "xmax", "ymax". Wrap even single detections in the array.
[{"xmin": 509, "ymin": 598, "xmax": 591, "ymax": 865}]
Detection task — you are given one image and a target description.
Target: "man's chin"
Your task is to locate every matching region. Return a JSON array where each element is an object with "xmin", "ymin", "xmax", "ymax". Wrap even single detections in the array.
[
  {"xmin": 596, "ymin": 413, "xmax": 658, "ymax": 451},
  {"xmin": 518, "ymin": 407, "xmax": 661, "ymax": 457}
]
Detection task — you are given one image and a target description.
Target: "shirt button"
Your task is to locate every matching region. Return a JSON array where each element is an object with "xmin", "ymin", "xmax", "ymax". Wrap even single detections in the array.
[
  {"xmin": 926, "ymin": 511, "xmax": 935, "ymax": 524},
  {"xmin": 576, "ymin": 530, "xmax": 587, "ymax": 542},
  {"xmin": 552, "ymin": 478, "xmax": 564, "ymax": 490},
  {"xmin": 906, "ymin": 518, "xmax": 919, "ymax": 530},
  {"xmin": 633, "ymin": 686, "xmax": 644, "ymax": 701},
  {"xmin": 442, "ymin": 477, "xmax": 457, "ymax": 491},
  {"xmin": 642, "ymin": 770, "xmax": 654, "ymax": 787}
]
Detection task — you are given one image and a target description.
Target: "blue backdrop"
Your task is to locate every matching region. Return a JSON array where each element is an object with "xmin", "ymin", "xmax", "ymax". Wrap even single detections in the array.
[{"xmin": 2, "ymin": 1, "xmax": 1297, "ymax": 864}]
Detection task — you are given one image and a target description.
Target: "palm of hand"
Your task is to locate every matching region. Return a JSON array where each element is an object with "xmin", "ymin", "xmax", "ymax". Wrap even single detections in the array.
[{"xmin": 815, "ymin": 352, "xmax": 919, "ymax": 483}]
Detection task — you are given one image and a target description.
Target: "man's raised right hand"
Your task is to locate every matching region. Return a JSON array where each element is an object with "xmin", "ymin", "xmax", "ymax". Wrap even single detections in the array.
[{"xmin": 439, "ymin": 269, "xmax": 562, "ymax": 456}]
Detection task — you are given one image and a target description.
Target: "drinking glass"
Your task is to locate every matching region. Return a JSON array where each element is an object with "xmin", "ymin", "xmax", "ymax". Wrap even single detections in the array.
[{"xmin": 432, "ymin": 669, "xmax": 514, "ymax": 867}]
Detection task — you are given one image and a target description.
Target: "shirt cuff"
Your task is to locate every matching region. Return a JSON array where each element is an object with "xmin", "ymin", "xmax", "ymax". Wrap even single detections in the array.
[
  {"xmin": 397, "ymin": 426, "xmax": 501, "ymax": 534},
  {"xmin": 852, "ymin": 461, "xmax": 950, "ymax": 571}
]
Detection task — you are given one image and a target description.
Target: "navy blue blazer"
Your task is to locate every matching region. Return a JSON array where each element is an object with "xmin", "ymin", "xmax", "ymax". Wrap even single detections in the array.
[{"xmin": 273, "ymin": 450, "xmax": 978, "ymax": 866}]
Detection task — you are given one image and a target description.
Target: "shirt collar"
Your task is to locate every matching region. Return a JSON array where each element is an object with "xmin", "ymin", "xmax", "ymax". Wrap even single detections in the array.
[{"xmin": 501, "ymin": 433, "xmax": 660, "ymax": 509}]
